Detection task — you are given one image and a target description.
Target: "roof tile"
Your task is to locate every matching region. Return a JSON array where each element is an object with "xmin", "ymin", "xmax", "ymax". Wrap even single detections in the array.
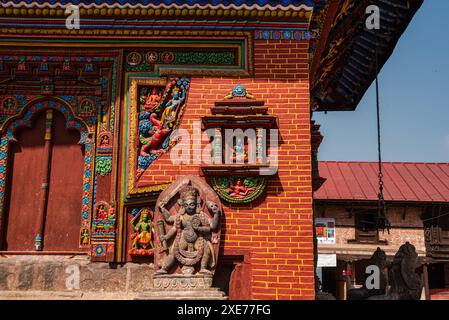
[{"xmin": 315, "ymin": 162, "xmax": 449, "ymax": 203}]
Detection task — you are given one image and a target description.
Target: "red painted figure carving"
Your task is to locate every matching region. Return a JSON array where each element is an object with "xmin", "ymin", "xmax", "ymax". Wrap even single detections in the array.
[
  {"xmin": 100, "ymin": 135, "xmax": 109, "ymax": 146},
  {"xmin": 228, "ymin": 179, "xmax": 255, "ymax": 198},
  {"xmin": 140, "ymin": 113, "xmax": 171, "ymax": 156},
  {"xmin": 96, "ymin": 204, "xmax": 107, "ymax": 220}
]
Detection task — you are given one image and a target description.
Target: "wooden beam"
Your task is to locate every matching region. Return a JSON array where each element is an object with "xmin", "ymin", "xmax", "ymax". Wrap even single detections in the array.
[{"xmin": 35, "ymin": 109, "xmax": 53, "ymax": 251}]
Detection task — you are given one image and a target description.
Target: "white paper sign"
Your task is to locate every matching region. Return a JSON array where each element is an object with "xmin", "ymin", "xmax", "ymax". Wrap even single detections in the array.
[{"xmin": 317, "ymin": 254, "xmax": 337, "ymax": 267}]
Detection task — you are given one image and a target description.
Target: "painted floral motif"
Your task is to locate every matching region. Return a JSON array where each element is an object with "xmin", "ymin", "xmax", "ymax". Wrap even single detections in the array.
[
  {"xmin": 94, "ymin": 244, "xmax": 105, "ymax": 257},
  {"xmin": 95, "ymin": 156, "xmax": 112, "ymax": 177}
]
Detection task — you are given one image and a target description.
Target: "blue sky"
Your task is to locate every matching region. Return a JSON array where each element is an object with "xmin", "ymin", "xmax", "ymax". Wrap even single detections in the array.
[{"xmin": 313, "ymin": 0, "xmax": 449, "ymax": 162}]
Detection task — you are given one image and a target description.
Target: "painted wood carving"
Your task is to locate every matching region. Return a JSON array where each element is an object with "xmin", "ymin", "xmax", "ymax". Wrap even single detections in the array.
[
  {"xmin": 126, "ymin": 76, "xmax": 190, "ymax": 196},
  {"xmin": 128, "ymin": 207, "xmax": 156, "ymax": 257},
  {"xmin": 210, "ymin": 176, "xmax": 267, "ymax": 204}
]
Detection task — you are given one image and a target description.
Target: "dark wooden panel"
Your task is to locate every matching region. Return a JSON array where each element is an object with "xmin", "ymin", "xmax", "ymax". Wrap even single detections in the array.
[
  {"xmin": 44, "ymin": 111, "xmax": 84, "ymax": 251},
  {"xmin": 3, "ymin": 112, "xmax": 46, "ymax": 251}
]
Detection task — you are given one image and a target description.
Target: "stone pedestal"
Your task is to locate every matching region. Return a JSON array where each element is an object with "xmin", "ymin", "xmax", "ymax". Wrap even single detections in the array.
[
  {"xmin": 153, "ymin": 273, "xmax": 213, "ymax": 290},
  {"xmin": 136, "ymin": 274, "xmax": 227, "ymax": 300},
  {"xmin": 136, "ymin": 288, "xmax": 227, "ymax": 300}
]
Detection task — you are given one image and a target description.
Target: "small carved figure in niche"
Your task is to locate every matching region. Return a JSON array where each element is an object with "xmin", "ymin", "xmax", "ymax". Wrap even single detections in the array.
[
  {"xmin": 84, "ymin": 59, "xmax": 94, "ymax": 72},
  {"xmin": 127, "ymin": 52, "xmax": 142, "ymax": 66},
  {"xmin": 144, "ymin": 88, "xmax": 162, "ymax": 111},
  {"xmin": 80, "ymin": 229, "xmax": 90, "ymax": 245},
  {"xmin": 228, "ymin": 179, "xmax": 255, "ymax": 198},
  {"xmin": 101, "ymin": 135, "xmax": 109, "ymax": 146},
  {"xmin": 80, "ymin": 99, "xmax": 94, "ymax": 114},
  {"xmin": 146, "ymin": 51, "xmax": 158, "ymax": 64},
  {"xmin": 233, "ymin": 137, "xmax": 248, "ymax": 163},
  {"xmin": 156, "ymin": 186, "xmax": 221, "ymax": 275},
  {"xmin": 162, "ymin": 52, "xmax": 174, "ymax": 64},
  {"xmin": 347, "ymin": 247, "xmax": 388, "ymax": 300},
  {"xmin": 368, "ymin": 242, "xmax": 423, "ymax": 300},
  {"xmin": 130, "ymin": 208, "xmax": 155, "ymax": 255},
  {"xmin": 40, "ymin": 62, "xmax": 49, "ymax": 72},
  {"xmin": 96, "ymin": 204, "xmax": 107, "ymax": 220},
  {"xmin": 17, "ymin": 57, "xmax": 26, "ymax": 71},
  {"xmin": 1, "ymin": 97, "xmax": 17, "ymax": 113},
  {"xmin": 63, "ymin": 58, "xmax": 71, "ymax": 71},
  {"xmin": 160, "ymin": 87, "xmax": 186, "ymax": 130},
  {"xmin": 107, "ymin": 205, "xmax": 115, "ymax": 221}
]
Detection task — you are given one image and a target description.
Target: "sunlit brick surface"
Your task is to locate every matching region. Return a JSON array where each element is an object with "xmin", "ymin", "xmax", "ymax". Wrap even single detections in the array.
[{"xmin": 138, "ymin": 40, "xmax": 314, "ymax": 300}]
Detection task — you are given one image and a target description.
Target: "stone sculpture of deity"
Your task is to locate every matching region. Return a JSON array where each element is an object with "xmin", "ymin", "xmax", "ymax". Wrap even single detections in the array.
[
  {"xmin": 347, "ymin": 247, "xmax": 388, "ymax": 300},
  {"xmin": 368, "ymin": 242, "xmax": 423, "ymax": 300},
  {"xmin": 153, "ymin": 175, "xmax": 222, "ymax": 289},
  {"xmin": 156, "ymin": 186, "xmax": 220, "ymax": 275}
]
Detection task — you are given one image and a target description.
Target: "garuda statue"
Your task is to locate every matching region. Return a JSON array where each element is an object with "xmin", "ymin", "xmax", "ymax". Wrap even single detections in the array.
[
  {"xmin": 347, "ymin": 247, "xmax": 388, "ymax": 300},
  {"xmin": 368, "ymin": 242, "xmax": 423, "ymax": 300},
  {"xmin": 153, "ymin": 175, "xmax": 222, "ymax": 289}
]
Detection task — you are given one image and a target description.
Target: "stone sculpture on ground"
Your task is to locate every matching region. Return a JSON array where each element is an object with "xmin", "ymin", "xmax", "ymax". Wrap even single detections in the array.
[
  {"xmin": 347, "ymin": 247, "xmax": 388, "ymax": 300},
  {"xmin": 367, "ymin": 242, "xmax": 423, "ymax": 300}
]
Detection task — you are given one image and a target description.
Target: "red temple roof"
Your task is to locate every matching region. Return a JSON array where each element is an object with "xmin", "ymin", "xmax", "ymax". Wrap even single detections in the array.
[{"xmin": 315, "ymin": 161, "xmax": 449, "ymax": 203}]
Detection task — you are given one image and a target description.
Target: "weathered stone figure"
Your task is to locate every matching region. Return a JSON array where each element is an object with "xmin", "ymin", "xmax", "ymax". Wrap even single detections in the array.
[
  {"xmin": 152, "ymin": 175, "xmax": 223, "ymax": 290},
  {"xmin": 156, "ymin": 186, "xmax": 220, "ymax": 275},
  {"xmin": 347, "ymin": 247, "xmax": 388, "ymax": 300},
  {"xmin": 368, "ymin": 242, "xmax": 423, "ymax": 300}
]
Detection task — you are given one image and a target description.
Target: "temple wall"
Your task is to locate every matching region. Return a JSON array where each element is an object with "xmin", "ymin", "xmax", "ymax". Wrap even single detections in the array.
[
  {"xmin": 0, "ymin": 39, "xmax": 314, "ymax": 300},
  {"xmin": 133, "ymin": 39, "xmax": 314, "ymax": 300}
]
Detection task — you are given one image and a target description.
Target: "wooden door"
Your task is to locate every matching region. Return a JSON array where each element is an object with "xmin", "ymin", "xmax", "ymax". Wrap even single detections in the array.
[
  {"xmin": 43, "ymin": 111, "xmax": 84, "ymax": 251},
  {"xmin": 2, "ymin": 109, "xmax": 85, "ymax": 252},
  {"xmin": 3, "ymin": 112, "xmax": 47, "ymax": 251}
]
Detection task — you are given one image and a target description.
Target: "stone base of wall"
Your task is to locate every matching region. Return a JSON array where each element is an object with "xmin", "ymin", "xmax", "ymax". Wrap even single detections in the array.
[
  {"xmin": 136, "ymin": 288, "xmax": 227, "ymax": 300},
  {"xmin": 0, "ymin": 255, "xmax": 154, "ymax": 295},
  {"xmin": 0, "ymin": 290, "xmax": 138, "ymax": 300}
]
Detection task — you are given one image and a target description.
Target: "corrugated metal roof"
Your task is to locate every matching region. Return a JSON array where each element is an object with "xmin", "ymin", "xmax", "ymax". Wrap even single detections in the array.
[{"xmin": 315, "ymin": 162, "xmax": 449, "ymax": 203}]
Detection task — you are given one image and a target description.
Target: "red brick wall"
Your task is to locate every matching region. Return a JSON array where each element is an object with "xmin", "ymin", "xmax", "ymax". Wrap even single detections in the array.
[{"xmin": 138, "ymin": 39, "xmax": 314, "ymax": 300}]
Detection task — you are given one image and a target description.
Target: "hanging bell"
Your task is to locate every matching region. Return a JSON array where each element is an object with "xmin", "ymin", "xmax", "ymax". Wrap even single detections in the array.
[{"xmin": 375, "ymin": 198, "xmax": 391, "ymax": 233}]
